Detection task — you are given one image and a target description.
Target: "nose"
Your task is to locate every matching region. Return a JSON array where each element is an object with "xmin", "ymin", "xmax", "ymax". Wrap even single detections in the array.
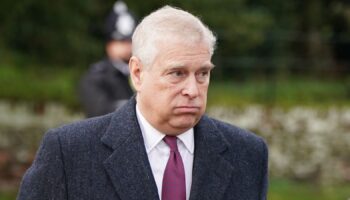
[{"xmin": 181, "ymin": 75, "xmax": 199, "ymax": 99}]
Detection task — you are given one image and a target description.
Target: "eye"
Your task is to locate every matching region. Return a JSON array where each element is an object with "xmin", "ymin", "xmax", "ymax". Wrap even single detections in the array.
[
  {"xmin": 199, "ymin": 71, "xmax": 209, "ymax": 77},
  {"xmin": 197, "ymin": 70, "xmax": 210, "ymax": 78},
  {"xmin": 169, "ymin": 70, "xmax": 185, "ymax": 77},
  {"xmin": 196, "ymin": 70, "xmax": 210, "ymax": 82}
]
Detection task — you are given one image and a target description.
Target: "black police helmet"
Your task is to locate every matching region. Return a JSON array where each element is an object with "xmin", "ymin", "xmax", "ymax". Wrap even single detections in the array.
[{"xmin": 104, "ymin": 1, "xmax": 136, "ymax": 41}]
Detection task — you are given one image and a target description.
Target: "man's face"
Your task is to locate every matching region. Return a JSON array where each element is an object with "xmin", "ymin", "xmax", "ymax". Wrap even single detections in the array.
[{"xmin": 131, "ymin": 41, "xmax": 213, "ymax": 135}]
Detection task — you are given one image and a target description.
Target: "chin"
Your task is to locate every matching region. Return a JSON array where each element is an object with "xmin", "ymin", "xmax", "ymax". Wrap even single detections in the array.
[{"xmin": 172, "ymin": 116, "xmax": 199, "ymax": 129}]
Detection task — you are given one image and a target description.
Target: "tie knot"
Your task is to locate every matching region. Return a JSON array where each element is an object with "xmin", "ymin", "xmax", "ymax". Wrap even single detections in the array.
[{"xmin": 163, "ymin": 136, "xmax": 178, "ymax": 151}]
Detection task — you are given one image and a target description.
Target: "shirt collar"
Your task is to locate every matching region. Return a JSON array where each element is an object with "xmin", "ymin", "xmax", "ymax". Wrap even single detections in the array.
[
  {"xmin": 177, "ymin": 128, "xmax": 194, "ymax": 154},
  {"xmin": 136, "ymin": 104, "xmax": 194, "ymax": 154}
]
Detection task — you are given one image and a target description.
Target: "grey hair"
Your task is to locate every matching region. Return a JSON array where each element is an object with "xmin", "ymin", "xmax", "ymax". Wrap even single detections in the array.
[{"xmin": 132, "ymin": 5, "xmax": 216, "ymax": 66}]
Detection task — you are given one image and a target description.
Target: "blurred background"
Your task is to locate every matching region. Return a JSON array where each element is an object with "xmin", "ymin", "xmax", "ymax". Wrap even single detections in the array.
[{"xmin": 0, "ymin": 0, "xmax": 350, "ymax": 199}]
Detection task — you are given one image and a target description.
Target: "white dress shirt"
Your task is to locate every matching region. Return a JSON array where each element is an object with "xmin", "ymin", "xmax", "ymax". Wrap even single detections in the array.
[{"xmin": 136, "ymin": 105, "xmax": 194, "ymax": 200}]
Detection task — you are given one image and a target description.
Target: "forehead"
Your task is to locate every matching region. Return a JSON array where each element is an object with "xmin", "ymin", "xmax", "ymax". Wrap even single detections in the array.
[{"xmin": 152, "ymin": 41, "xmax": 213, "ymax": 69}]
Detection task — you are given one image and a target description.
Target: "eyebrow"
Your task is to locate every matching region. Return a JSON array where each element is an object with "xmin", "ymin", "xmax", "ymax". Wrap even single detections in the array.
[
  {"xmin": 167, "ymin": 61, "xmax": 215, "ymax": 69},
  {"xmin": 204, "ymin": 62, "xmax": 215, "ymax": 69}
]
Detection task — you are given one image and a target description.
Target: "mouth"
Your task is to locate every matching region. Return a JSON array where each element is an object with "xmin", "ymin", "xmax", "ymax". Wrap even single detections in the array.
[{"xmin": 174, "ymin": 106, "xmax": 201, "ymax": 114}]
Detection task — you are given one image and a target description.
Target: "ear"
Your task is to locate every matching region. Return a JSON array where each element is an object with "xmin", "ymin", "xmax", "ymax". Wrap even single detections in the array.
[{"xmin": 129, "ymin": 56, "xmax": 143, "ymax": 92}]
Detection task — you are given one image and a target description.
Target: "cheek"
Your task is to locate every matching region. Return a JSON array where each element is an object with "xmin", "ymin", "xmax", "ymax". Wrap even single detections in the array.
[
  {"xmin": 158, "ymin": 79, "xmax": 183, "ymax": 96},
  {"xmin": 199, "ymin": 84, "xmax": 209, "ymax": 96},
  {"xmin": 161, "ymin": 86, "xmax": 182, "ymax": 105},
  {"xmin": 143, "ymin": 81, "xmax": 176, "ymax": 103}
]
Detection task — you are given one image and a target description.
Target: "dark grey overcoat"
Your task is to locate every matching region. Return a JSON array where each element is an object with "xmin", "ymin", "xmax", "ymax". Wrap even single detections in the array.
[{"xmin": 17, "ymin": 97, "xmax": 268, "ymax": 200}]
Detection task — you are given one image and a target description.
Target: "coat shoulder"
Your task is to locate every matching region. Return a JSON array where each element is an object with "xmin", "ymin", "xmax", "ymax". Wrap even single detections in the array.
[
  {"xmin": 204, "ymin": 116, "xmax": 267, "ymax": 150},
  {"xmin": 48, "ymin": 113, "xmax": 113, "ymax": 146},
  {"xmin": 201, "ymin": 116, "xmax": 269, "ymax": 200}
]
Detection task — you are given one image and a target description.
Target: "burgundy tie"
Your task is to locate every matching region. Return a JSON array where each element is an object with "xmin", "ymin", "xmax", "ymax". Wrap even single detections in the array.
[{"xmin": 162, "ymin": 136, "xmax": 186, "ymax": 200}]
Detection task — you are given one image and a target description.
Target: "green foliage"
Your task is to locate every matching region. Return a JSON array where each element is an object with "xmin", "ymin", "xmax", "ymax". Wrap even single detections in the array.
[
  {"xmin": 0, "ymin": 0, "xmax": 114, "ymax": 65},
  {"xmin": 0, "ymin": 193, "xmax": 15, "ymax": 200},
  {"xmin": 5, "ymin": 0, "xmax": 348, "ymax": 75},
  {"xmin": 269, "ymin": 179, "xmax": 350, "ymax": 200},
  {"xmin": 0, "ymin": 65, "xmax": 82, "ymax": 109},
  {"xmin": 207, "ymin": 78, "xmax": 350, "ymax": 107}
]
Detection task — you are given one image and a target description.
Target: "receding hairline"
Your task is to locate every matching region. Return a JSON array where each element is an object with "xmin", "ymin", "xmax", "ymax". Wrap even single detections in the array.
[{"xmin": 131, "ymin": 5, "xmax": 217, "ymax": 66}]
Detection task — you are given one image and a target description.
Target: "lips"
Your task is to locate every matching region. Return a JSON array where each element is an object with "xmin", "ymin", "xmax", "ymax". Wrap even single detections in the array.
[{"xmin": 174, "ymin": 106, "xmax": 201, "ymax": 113}]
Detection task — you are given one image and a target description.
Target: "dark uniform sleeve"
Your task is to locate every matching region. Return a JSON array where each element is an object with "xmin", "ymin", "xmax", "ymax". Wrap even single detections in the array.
[
  {"xmin": 78, "ymin": 64, "xmax": 118, "ymax": 118},
  {"xmin": 17, "ymin": 130, "xmax": 67, "ymax": 200}
]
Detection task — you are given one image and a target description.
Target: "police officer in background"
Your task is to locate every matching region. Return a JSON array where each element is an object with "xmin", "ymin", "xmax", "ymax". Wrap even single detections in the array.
[{"xmin": 79, "ymin": 1, "xmax": 136, "ymax": 118}]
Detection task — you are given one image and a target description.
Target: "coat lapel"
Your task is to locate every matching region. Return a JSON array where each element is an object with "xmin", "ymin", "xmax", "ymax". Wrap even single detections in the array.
[
  {"xmin": 101, "ymin": 98, "xmax": 159, "ymax": 200},
  {"xmin": 189, "ymin": 116, "xmax": 237, "ymax": 200}
]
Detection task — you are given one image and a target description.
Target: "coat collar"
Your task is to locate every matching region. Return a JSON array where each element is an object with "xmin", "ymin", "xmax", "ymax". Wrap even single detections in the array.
[
  {"xmin": 101, "ymin": 97, "xmax": 236, "ymax": 200},
  {"xmin": 101, "ymin": 97, "xmax": 159, "ymax": 200},
  {"xmin": 189, "ymin": 115, "xmax": 236, "ymax": 200}
]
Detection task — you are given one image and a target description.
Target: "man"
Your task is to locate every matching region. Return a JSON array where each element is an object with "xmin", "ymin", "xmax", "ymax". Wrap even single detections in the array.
[
  {"xmin": 17, "ymin": 6, "xmax": 268, "ymax": 200},
  {"xmin": 79, "ymin": 1, "xmax": 135, "ymax": 118}
]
